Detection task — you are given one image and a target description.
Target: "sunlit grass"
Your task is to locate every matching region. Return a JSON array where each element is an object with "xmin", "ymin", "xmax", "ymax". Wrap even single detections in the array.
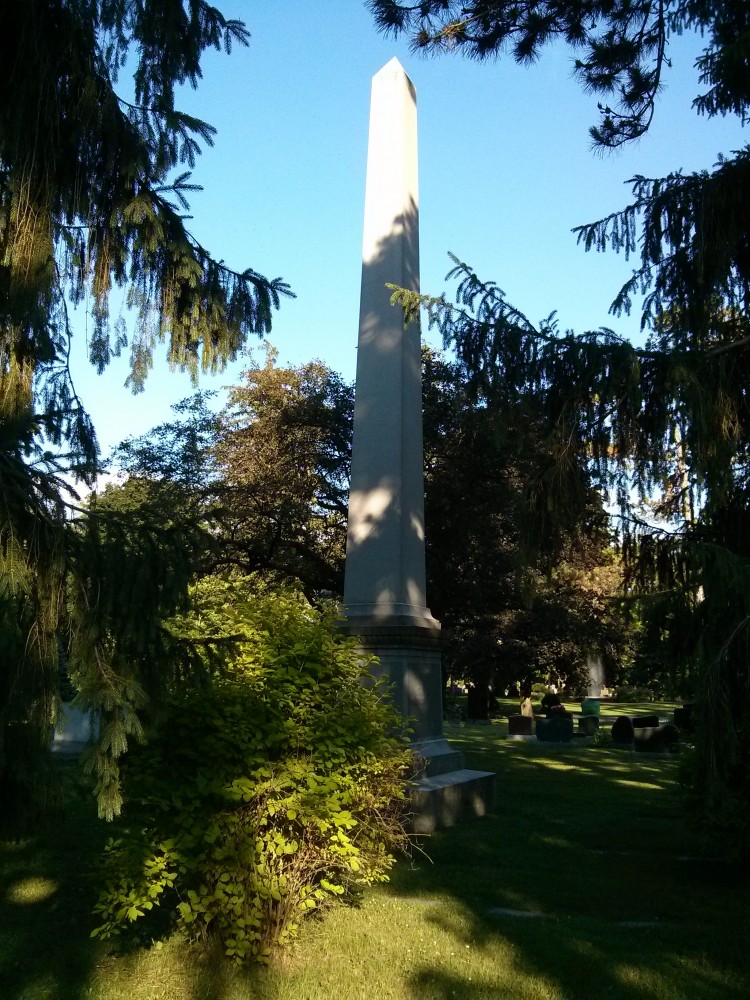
[
  {"xmin": 1, "ymin": 730, "xmax": 747, "ymax": 999},
  {"xmin": 5, "ymin": 876, "xmax": 58, "ymax": 905},
  {"xmin": 490, "ymin": 696, "xmax": 682, "ymax": 719},
  {"xmin": 612, "ymin": 778, "xmax": 665, "ymax": 790}
]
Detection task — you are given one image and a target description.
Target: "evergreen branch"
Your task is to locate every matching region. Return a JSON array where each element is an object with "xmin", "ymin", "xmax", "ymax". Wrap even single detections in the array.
[
  {"xmin": 705, "ymin": 335, "xmax": 750, "ymax": 357},
  {"xmin": 370, "ymin": 1, "xmax": 684, "ymax": 147}
]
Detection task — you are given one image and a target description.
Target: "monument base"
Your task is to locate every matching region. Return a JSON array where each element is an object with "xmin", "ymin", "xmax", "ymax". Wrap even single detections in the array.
[
  {"xmin": 338, "ymin": 616, "xmax": 496, "ymax": 832},
  {"xmin": 412, "ymin": 737, "xmax": 463, "ymax": 774},
  {"xmin": 410, "ymin": 736, "xmax": 495, "ymax": 833},
  {"xmin": 341, "ymin": 619, "xmax": 444, "ymax": 742},
  {"xmin": 410, "ymin": 768, "xmax": 497, "ymax": 834}
]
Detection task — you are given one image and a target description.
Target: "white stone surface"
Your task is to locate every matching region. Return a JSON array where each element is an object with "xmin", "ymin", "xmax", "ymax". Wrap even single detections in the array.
[{"xmin": 343, "ymin": 58, "xmax": 437, "ymax": 630}]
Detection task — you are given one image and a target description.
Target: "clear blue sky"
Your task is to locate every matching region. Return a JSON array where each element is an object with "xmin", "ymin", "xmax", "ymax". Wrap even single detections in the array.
[{"xmin": 70, "ymin": 1, "xmax": 746, "ymax": 460}]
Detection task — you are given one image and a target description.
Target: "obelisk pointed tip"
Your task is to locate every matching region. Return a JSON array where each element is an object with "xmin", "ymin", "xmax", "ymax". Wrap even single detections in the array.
[
  {"xmin": 374, "ymin": 56, "xmax": 413, "ymax": 85},
  {"xmin": 381, "ymin": 56, "xmax": 404, "ymax": 72}
]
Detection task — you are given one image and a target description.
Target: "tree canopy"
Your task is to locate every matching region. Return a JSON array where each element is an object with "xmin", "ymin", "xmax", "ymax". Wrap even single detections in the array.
[
  {"xmin": 108, "ymin": 347, "xmax": 629, "ymax": 722},
  {"xmin": 422, "ymin": 347, "xmax": 628, "ymax": 712},
  {"xmin": 111, "ymin": 352, "xmax": 353, "ymax": 596}
]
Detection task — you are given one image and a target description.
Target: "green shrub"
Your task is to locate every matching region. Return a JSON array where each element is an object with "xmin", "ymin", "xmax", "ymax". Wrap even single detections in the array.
[{"xmin": 91, "ymin": 577, "xmax": 414, "ymax": 961}]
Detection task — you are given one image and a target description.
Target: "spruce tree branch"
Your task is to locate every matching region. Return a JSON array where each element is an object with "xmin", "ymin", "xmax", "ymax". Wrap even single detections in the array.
[
  {"xmin": 705, "ymin": 335, "xmax": 750, "ymax": 357},
  {"xmin": 720, "ymin": 616, "xmax": 750, "ymax": 659}
]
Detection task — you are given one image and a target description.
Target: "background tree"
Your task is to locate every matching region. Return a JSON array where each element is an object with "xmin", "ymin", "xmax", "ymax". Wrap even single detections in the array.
[
  {"xmin": 1, "ymin": 2, "xmax": 290, "ymax": 824},
  {"xmin": 422, "ymin": 348, "xmax": 630, "ymax": 718},
  {"xmin": 109, "ymin": 347, "xmax": 632, "ymax": 724},
  {"xmin": 110, "ymin": 352, "xmax": 353, "ymax": 597},
  {"xmin": 212, "ymin": 350, "xmax": 352, "ymax": 595}
]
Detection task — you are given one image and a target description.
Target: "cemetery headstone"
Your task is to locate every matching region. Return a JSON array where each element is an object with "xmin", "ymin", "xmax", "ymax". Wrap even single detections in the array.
[
  {"xmin": 611, "ymin": 715, "xmax": 635, "ymax": 745},
  {"xmin": 536, "ymin": 716, "xmax": 574, "ymax": 742},
  {"xmin": 632, "ymin": 714, "xmax": 660, "ymax": 729},
  {"xmin": 578, "ymin": 716, "xmax": 600, "ymax": 737},
  {"xmin": 581, "ymin": 698, "xmax": 601, "ymax": 717},
  {"xmin": 634, "ymin": 723, "xmax": 679, "ymax": 752},
  {"xmin": 508, "ymin": 714, "xmax": 533, "ymax": 736},
  {"xmin": 541, "ymin": 692, "xmax": 561, "ymax": 715}
]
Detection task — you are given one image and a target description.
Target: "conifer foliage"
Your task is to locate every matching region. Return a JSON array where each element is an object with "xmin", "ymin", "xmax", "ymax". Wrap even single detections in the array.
[
  {"xmin": 369, "ymin": 1, "xmax": 750, "ymax": 147},
  {"xmin": 0, "ymin": 2, "xmax": 289, "ymax": 824},
  {"xmin": 372, "ymin": 1, "xmax": 750, "ymax": 853}
]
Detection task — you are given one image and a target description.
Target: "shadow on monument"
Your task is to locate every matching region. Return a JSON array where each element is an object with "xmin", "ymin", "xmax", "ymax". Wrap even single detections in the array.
[
  {"xmin": 341, "ymin": 207, "xmax": 495, "ymax": 833},
  {"xmin": 343, "ymin": 199, "xmax": 426, "ymax": 614},
  {"xmin": 341, "ymin": 201, "xmax": 446, "ymax": 743}
]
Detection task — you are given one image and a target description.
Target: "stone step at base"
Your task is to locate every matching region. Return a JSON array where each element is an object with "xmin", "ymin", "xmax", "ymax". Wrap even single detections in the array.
[
  {"xmin": 412, "ymin": 737, "xmax": 465, "ymax": 777},
  {"xmin": 410, "ymin": 768, "xmax": 496, "ymax": 834}
]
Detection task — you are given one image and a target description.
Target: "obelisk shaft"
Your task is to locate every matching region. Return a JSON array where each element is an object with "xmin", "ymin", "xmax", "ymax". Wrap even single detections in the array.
[
  {"xmin": 341, "ymin": 61, "xmax": 497, "ymax": 806},
  {"xmin": 343, "ymin": 58, "xmax": 436, "ymax": 631}
]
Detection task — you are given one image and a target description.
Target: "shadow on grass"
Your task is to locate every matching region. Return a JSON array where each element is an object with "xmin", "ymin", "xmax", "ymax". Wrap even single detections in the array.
[
  {"xmin": 391, "ymin": 728, "xmax": 749, "ymax": 1000},
  {"xmin": 0, "ymin": 761, "xmax": 290, "ymax": 1000},
  {"xmin": 0, "ymin": 763, "xmax": 106, "ymax": 1000},
  {"xmin": 2, "ymin": 735, "xmax": 747, "ymax": 999}
]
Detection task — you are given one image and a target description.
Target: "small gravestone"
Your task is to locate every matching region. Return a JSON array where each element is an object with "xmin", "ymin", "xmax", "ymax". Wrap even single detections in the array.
[
  {"xmin": 520, "ymin": 697, "xmax": 534, "ymax": 718},
  {"xmin": 467, "ymin": 683, "xmax": 490, "ymax": 721},
  {"xmin": 580, "ymin": 698, "xmax": 601, "ymax": 717},
  {"xmin": 536, "ymin": 716, "xmax": 574, "ymax": 742},
  {"xmin": 578, "ymin": 715, "xmax": 600, "ymax": 737},
  {"xmin": 633, "ymin": 714, "xmax": 660, "ymax": 728},
  {"xmin": 541, "ymin": 692, "xmax": 561, "ymax": 716},
  {"xmin": 508, "ymin": 714, "xmax": 533, "ymax": 736},
  {"xmin": 634, "ymin": 723, "xmax": 679, "ymax": 753},
  {"xmin": 611, "ymin": 715, "xmax": 635, "ymax": 745}
]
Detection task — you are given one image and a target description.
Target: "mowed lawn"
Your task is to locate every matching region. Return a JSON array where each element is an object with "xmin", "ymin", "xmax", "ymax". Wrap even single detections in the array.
[{"xmin": 1, "ymin": 725, "xmax": 748, "ymax": 999}]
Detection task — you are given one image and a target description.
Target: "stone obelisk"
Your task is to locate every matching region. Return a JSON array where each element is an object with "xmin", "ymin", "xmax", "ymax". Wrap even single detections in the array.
[
  {"xmin": 341, "ymin": 60, "xmax": 495, "ymax": 831},
  {"xmin": 341, "ymin": 57, "xmax": 442, "ymax": 742}
]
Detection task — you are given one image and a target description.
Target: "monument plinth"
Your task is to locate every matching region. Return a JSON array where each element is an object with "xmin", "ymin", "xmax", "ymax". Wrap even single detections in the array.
[{"xmin": 341, "ymin": 59, "xmax": 495, "ymax": 829}]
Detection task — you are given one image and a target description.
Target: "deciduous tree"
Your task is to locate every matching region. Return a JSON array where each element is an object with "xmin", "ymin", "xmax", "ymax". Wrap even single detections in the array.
[
  {"xmin": 212, "ymin": 351, "xmax": 352, "ymax": 595},
  {"xmin": 422, "ymin": 348, "xmax": 629, "ymax": 716}
]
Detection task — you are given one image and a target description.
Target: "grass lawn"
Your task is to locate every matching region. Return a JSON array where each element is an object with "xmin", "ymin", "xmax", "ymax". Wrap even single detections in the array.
[
  {"xmin": 475, "ymin": 696, "xmax": 684, "ymax": 721},
  {"xmin": 1, "ymin": 729, "xmax": 747, "ymax": 999}
]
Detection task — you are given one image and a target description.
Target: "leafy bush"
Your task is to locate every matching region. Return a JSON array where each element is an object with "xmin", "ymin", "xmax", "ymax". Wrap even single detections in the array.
[{"xmin": 91, "ymin": 577, "xmax": 414, "ymax": 961}]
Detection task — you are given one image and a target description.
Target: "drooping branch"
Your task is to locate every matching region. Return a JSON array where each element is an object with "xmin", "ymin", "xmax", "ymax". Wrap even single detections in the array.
[{"xmin": 369, "ymin": 1, "xmax": 698, "ymax": 148}]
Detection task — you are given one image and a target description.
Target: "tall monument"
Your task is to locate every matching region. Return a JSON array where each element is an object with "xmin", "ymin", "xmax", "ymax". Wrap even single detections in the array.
[
  {"xmin": 341, "ymin": 59, "xmax": 494, "ymax": 828},
  {"xmin": 342, "ymin": 57, "xmax": 442, "ymax": 741}
]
